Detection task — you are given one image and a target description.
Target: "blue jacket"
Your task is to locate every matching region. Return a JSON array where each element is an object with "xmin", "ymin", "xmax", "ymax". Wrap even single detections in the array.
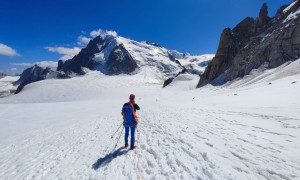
[{"xmin": 122, "ymin": 102, "xmax": 140, "ymax": 127}]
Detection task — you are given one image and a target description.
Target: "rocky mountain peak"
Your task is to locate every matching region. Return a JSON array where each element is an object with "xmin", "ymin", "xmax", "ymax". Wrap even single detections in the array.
[
  {"xmin": 197, "ymin": 1, "xmax": 300, "ymax": 88},
  {"xmin": 14, "ymin": 65, "xmax": 69, "ymax": 94},
  {"xmin": 106, "ymin": 44, "xmax": 138, "ymax": 75},
  {"xmin": 257, "ymin": 3, "xmax": 270, "ymax": 27},
  {"xmin": 56, "ymin": 34, "xmax": 187, "ymax": 77},
  {"xmin": 0, "ymin": 72, "xmax": 6, "ymax": 79},
  {"xmin": 57, "ymin": 35, "xmax": 108, "ymax": 74}
]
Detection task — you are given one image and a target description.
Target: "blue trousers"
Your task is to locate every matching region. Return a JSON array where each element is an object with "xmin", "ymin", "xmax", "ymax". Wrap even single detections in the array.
[{"xmin": 125, "ymin": 126, "xmax": 136, "ymax": 145}]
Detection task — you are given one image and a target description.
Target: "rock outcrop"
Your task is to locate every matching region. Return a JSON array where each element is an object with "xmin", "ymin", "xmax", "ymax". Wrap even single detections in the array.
[
  {"xmin": 14, "ymin": 65, "xmax": 69, "ymax": 94},
  {"xmin": 144, "ymin": 41, "xmax": 162, "ymax": 48},
  {"xmin": 256, "ymin": 3, "xmax": 271, "ymax": 30},
  {"xmin": 0, "ymin": 72, "xmax": 6, "ymax": 79},
  {"xmin": 163, "ymin": 68, "xmax": 187, "ymax": 88},
  {"xmin": 197, "ymin": 1, "xmax": 300, "ymax": 87},
  {"xmin": 57, "ymin": 36, "xmax": 107, "ymax": 74},
  {"xmin": 106, "ymin": 44, "xmax": 138, "ymax": 75}
]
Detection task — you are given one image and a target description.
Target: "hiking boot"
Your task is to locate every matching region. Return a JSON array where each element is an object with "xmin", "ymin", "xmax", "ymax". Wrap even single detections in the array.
[
  {"xmin": 125, "ymin": 143, "xmax": 129, "ymax": 148},
  {"xmin": 130, "ymin": 145, "xmax": 136, "ymax": 150}
]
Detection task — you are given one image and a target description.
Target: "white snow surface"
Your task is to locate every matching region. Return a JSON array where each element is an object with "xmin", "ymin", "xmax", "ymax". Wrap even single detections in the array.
[
  {"xmin": 0, "ymin": 59, "xmax": 300, "ymax": 179},
  {"xmin": 178, "ymin": 54, "xmax": 214, "ymax": 74},
  {"xmin": 284, "ymin": 8, "xmax": 300, "ymax": 23},
  {"xmin": 283, "ymin": 1, "xmax": 300, "ymax": 23},
  {"xmin": 283, "ymin": 0, "xmax": 298, "ymax": 13},
  {"xmin": 0, "ymin": 76, "xmax": 18, "ymax": 98}
]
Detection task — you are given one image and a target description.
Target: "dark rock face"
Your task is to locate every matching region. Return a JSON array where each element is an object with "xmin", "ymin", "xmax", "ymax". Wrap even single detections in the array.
[
  {"xmin": 197, "ymin": 1, "xmax": 300, "ymax": 87},
  {"xmin": 163, "ymin": 68, "xmax": 187, "ymax": 88},
  {"xmin": 163, "ymin": 77, "xmax": 174, "ymax": 88},
  {"xmin": 57, "ymin": 35, "xmax": 141, "ymax": 75},
  {"xmin": 14, "ymin": 65, "xmax": 49, "ymax": 94},
  {"xmin": 57, "ymin": 36, "xmax": 108, "ymax": 74},
  {"xmin": 256, "ymin": 3, "xmax": 270, "ymax": 29},
  {"xmin": 57, "ymin": 60, "xmax": 64, "ymax": 71},
  {"xmin": 14, "ymin": 65, "xmax": 69, "ymax": 94},
  {"xmin": 0, "ymin": 72, "xmax": 6, "ymax": 79},
  {"xmin": 168, "ymin": 53, "xmax": 176, "ymax": 61},
  {"xmin": 145, "ymin": 41, "xmax": 162, "ymax": 48},
  {"xmin": 106, "ymin": 44, "xmax": 138, "ymax": 75}
]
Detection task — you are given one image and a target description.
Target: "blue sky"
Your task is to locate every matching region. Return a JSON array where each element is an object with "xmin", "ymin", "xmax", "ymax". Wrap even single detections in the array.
[{"xmin": 0, "ymin": 0, "xmax": 293, "ymax": 74}]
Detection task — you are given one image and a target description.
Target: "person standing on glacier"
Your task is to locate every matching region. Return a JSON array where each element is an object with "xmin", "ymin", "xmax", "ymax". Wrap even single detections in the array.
[{"xmin": 121, "ymin": 94, "xmax": 140, "ymax": 150}]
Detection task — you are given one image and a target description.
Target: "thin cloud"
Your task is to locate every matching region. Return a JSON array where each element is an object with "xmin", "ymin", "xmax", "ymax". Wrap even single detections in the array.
[
  {"xmin": 45, "ymin": 46, "xmax": 81, "ymax": 60},
  {"xmin": 106, "ymin": 30, "xmax": 118, "ymax": 37},
  {"xmin": 11, "ymin": 61, "xmax": 58, "ymax": 69},
  {"xmin": 77, "ymin": 35, "xmax": 91, "ymax": 46},
  {"xmin": 90, "ymin": 29, "xmax": 103, "ymax": 38},
  {"xmin": 10, "ymin": 67, "xmax": 18, "ymax": 71},
  {"xmin": 90, "ymin": 29, "xmax": 117, "ymax": 38},
  {"xmin": 0, "ymin": 43, "xmax": 20, "ymax": 57},
  {"xmin": 76, "ymin": 29, "xmax": 117, "ymax": 45},
  {"xmin": 46, "ymin": 29, "xmax": 117, "ymax": 61},
  {"xmin": 36, "ymin": 61, "xmax": 58, "ymax": 69},
  {"xmin": 10, "ymin": 62, "xmax": 32, "ymax": 66},
  {"xmin": 2, "ymin": 67, "xmax": 23, "ymax": 76}
]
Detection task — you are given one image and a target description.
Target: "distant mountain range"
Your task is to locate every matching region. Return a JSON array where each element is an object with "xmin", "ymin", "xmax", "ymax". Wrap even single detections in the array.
[
  {"xmin": 57, "ymin": 35, "xmax": 183, "ymax": 76},
  {"xmin": 11, "ymin": 0, "xmax": 300, "ymax": 94},
  {"xmin": 13, "ymin": 34, "xmax": 213, "ymax": 93},
  {"xmin": 0, "ymin": 73, "xmax": 6, "ymax": 79}
]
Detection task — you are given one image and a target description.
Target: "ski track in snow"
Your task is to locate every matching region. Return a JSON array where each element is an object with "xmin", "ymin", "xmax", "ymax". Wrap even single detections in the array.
[
  {"xmin": 0, "ymin": 69, "xmax": 300, "ymax": 179},
  {"xmin": 1, "ymin": 105, "xmax": 298, "ymax": 179},
  {"xmin": 137, "ymin": 105, "xmax": 300, "ymax": 180}
]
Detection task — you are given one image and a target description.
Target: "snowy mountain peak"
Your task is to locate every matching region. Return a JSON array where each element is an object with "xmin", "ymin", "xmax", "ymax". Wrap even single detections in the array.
[
  {"xmin": 13, "ymin": 34, "xmax": 213, "ymax": 94},
  {"xmin": 58, "ymin": 34, "xmax": 210, "ymax": 79}
]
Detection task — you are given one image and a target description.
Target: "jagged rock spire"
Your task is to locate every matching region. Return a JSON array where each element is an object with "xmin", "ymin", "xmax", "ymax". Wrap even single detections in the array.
[
  {"xmin": 197, "ymin": 1, "xmax": 300, "ymax": 88},
  {"xmin": 257, "ymin": 3, "xmax": 270, "ymax": 28}
]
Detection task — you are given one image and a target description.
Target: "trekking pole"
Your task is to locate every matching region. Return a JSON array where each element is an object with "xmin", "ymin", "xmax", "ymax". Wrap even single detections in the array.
[
  {"xmin": 111, "ymin": 122, "xmax": 123, "ymax": 139},
  {"xmin": 113, "ymin": 127, "xmax": 124, "ymax": 150}
]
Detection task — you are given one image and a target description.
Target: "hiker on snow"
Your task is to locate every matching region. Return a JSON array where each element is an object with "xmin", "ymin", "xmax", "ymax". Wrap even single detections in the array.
[{"xmin": 121, "ymin": 94, "xmax": 140, "ymax": 150}]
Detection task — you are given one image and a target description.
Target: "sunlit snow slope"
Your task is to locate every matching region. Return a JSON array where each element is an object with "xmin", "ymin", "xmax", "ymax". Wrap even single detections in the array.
[{"xmin": 0, "ymin": 60, "xmax": 299, "ymax": 180}]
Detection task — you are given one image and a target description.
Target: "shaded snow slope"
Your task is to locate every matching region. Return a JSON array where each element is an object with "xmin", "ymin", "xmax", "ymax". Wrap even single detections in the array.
[
  {"xmin": 0, "ymin": 62, "xmax": 299, "ymax": 179},
  {"xmin": 221, "ymin": 58, "xmax": 300, "ymax": 89}
]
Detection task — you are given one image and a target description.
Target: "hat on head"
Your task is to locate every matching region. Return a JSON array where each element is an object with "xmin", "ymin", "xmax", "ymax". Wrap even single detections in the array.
[{"xmin": 129, "ymin": 94, "xmax": 135, "ymax": 99}]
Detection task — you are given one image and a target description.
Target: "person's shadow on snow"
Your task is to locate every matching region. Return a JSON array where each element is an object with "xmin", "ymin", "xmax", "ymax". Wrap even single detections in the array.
[{"xmin": 92, "ymin": 147, "xmax": 128, "ymax": 170}]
